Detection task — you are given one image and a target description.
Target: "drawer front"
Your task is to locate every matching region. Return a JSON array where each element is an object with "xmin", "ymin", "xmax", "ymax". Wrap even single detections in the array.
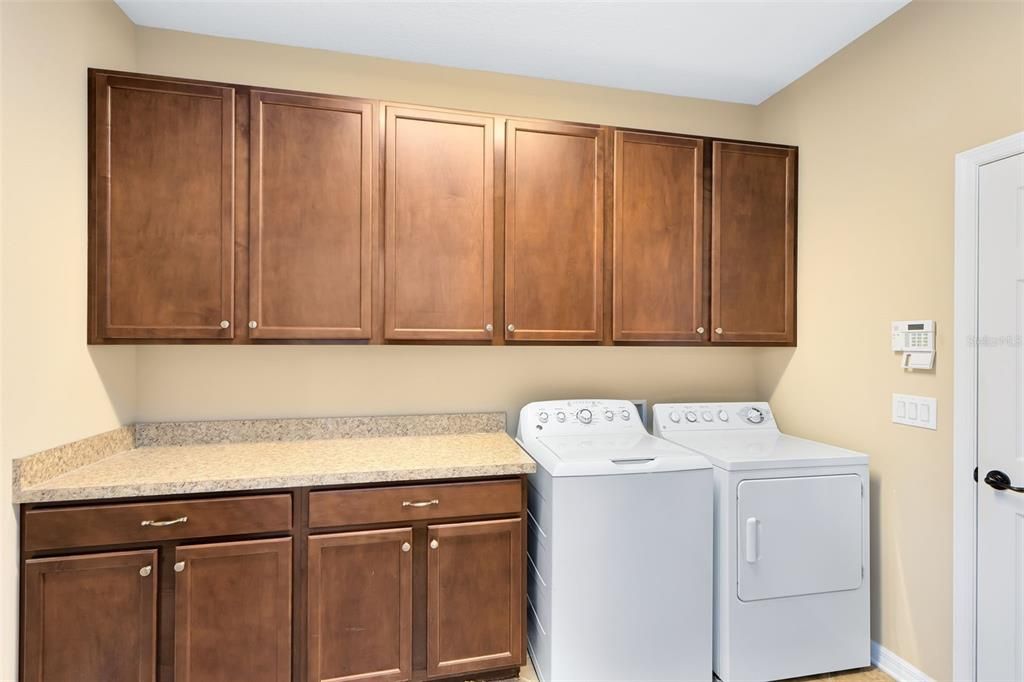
[
  {"xmin": 23, "ymin": 494, "xmax": 292, "ymax": 552},
  {"xmin": 309, "ymin": 479, "xmax": 522, "ymax": 529}
]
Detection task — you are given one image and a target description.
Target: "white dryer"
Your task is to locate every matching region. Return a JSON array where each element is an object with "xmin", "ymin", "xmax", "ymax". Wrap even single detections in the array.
[
  {"xmin": 652, "ymin": 402, "xmax": 870, "ymax": 682},
  {"xmin": 517, "ymin": 399, "xmax": 713, "ymax": 682}
]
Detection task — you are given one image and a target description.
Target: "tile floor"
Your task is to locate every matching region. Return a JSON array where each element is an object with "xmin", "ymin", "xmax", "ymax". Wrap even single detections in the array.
[{"xmin": 509, "ymin": 659, "xmax": 893, "ymax": 682}]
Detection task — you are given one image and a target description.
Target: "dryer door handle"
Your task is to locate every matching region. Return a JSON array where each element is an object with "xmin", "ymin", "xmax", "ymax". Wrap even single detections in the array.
[{"xmin": 745, "ymin": 517, "xmax": 760, "ymax": 563}]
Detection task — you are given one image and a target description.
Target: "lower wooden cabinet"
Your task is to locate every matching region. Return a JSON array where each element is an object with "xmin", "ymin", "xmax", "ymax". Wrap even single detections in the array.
[
  {"xmin": 22, "ymin": 549, "xmax": 158, "ymax": 682},
  {"xmin": 174, "ymin": 538, "xmax": 292, "ymax": 682},
  {"xmin": 307, "ymin": 529, "xmax": 413, "ymax": 682},
  {"xmin": 427, "ymin": 519, "xmax": 523, "ymax": 678}
]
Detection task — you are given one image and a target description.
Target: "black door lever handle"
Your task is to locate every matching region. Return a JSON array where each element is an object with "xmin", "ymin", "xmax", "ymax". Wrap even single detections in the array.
[{"xmin": 984, "ymin": 470, "xmax": 1024, "ymax": 493}]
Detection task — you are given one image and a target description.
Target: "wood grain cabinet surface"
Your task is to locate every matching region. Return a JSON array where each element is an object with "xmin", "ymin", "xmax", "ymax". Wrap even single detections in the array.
[
  {"xmin": 88, "ymin": 69, "xmax": 797, "ymax": 346},
  {"xmin": 504, "ymin": 120, "xmax": 605, "ymax": 342},
  {"xmin": 385, "ymin": 106, "xmax": 495, "ymax": 341},
  {"xmin": 711, "ymin": 142, "xmax": 797, "ymax": 344},
  {"xmin": 90, "ymin": 73, "xmax": 236, "ymax": 341},
  {"xmin": 612, "ymin": 131, "xmax": 705, "ymax": 342},
  {"xmin": 22, "ymin": 550, "xmax": 158, "ymax": 682},
  {"xmin": 249, "ymin": 90, "xmax": 374, "ymax": 339}
]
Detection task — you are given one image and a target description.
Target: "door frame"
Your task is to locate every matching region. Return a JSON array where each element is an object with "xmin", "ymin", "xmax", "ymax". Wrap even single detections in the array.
[{"xmin": 952, "ymin": 131, "xmax": 1024, "ymax": 682}]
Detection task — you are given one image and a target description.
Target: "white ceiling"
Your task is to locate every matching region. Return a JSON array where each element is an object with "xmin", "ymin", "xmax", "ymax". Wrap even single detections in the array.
[{"xmin": 116, "ymin": 0, "xmax": 909, "ymax": 105}]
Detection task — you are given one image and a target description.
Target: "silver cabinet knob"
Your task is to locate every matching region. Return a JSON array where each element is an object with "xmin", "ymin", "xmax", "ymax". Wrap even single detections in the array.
[
  {"xmin": 248, "ymin": 320, "xmax": 258, "ymax": 329},
  {"xmin": 173, "ymin": 561, "xmax": 185, "ymax": 573},
  {"xmin": 485, "ymin": 323, "xmax": 493, "ymax": 333},
  {"xmin": 219, "ymin": 320, "xmax": 230, "ymax": 329},
  {"xmin": 401, "ymin": 542, "xmax": 411, "ymax": 553},
  {"xmin": 139, "ymin": 565, "xmax": 152, "ymax": 577},
  {"xmin": 430, "ymin": 539, "xmax": 439, "ymax": 550},
  {"xmin": 507, "ymin": 324, "xmax": 516, "ymax": 332},
  {"xmin": 697, "ymin": 326, "xmax": 705, "ymax": 334},
  {"xmin": 715, "ymin": 327, "xmax": 724, "ymax": 335}
]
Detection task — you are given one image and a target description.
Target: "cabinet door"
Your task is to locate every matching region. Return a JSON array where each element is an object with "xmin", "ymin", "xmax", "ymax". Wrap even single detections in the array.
[
  {"xmin": 385, "ymin": 107, "xmax": 494, "ymax": 340},
  {"xmin": 613, "ymin": 131, "xmax": 705, "ymax": 342},
  {"xmin": 22, "ymin": 550, "xmax": 157, "ymax": 682},
  {"xmin": 307, "ymin": 529, "xmax": 413, "ymax": 682},
  {"xmin": 505, "ymin": 121, "xmax": 603, "ymax": 341},
  {"xmin": 91, "ymin": 73, "xmax": 235, "ymax": 340},
  {"xmin": 249, "ymin": 90, "xmax": 374, "ymax": 339},
  {"xmin": 427, "ymin": 519, "xmax": 523, "ymax": 678},
  {"xmin": 174, "ymin": 538, "xmax": 291, "ymax": 682},
  {"xmin": 711, "ymin": 142, "xmax": 796, "ymax": 344}
]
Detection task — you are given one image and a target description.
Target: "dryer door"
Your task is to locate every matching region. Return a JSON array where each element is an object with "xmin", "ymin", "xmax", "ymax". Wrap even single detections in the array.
[{"xmin": 737, "ymin": 474, "xmax": 863, "ymax": 602}]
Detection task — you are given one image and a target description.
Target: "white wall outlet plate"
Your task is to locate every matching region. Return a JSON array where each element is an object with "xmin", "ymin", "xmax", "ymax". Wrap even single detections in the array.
[{"xmin": 892, "ymin": 393, "xmax": 937, "ymax": 430}]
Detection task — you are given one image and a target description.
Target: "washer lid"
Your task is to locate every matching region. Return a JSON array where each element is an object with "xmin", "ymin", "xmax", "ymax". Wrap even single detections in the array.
[
  {"xmin": 660, "ymin": 432, "xmax": 868, "ymax": 471},
  {"xmin": 524, "ymin": 433, "xmax": 711, "ymax": 477}
]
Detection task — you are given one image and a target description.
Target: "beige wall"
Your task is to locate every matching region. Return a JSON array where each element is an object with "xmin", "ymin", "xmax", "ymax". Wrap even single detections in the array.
[
  {"xmin": 0, "ymin": 2, "xmax": 138, "ymax": 679},
  {"xmin": 755, "ymin": 1, "xmax": 1024, "ymax": 679},
  {"xmin": 130, "ymin": 27, "xmax": 764, "ymax": 427}
]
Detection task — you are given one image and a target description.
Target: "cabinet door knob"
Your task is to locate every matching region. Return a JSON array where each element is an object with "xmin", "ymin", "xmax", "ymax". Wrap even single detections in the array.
[
  {"xmin": 715, "ymin": 327, "xmax": 724, "ymax": 335},
  {"xmin": 401, "ymin": 542, "xmax": 411, "ymax": 553},
  {"xmin": 430, "ymin": 539, "xmax": 439, "ymax": 550},
  {"xmin": 485, "ymin": 323, "xmax": 493, "ymax": 333},
  {"xmin": 140, "ymin": 516, "xmax": 188, "ymax": 528},
  {"xmin": 174, "ymin": 561, "xmax": 185, "ymax": 573},
  {"xmin": 507, "ymin": 324, "xmax": 516, "ymax": 333},
  {"xmin": 139, "ymin": 565, "xmax": 152, "ymax": 577},
  {"xmin": 697, "ymin": 327, "xmax": 705, "ymax": 334},
  {"xmin": 219, "ymin": 320, "xmax": 230, "ymax": 329},
  {"xmin": 248, "ymin": 320, "xmax": 258, "ymax": 329}
]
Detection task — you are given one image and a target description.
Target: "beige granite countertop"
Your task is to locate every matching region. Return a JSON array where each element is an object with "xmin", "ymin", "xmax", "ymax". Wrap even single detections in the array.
[{"xmin": 13, "ymin": 414, "xmax": 536, "ymax": 504}]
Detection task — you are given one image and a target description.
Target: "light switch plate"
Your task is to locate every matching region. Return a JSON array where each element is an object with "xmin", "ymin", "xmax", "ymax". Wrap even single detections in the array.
[{"xmin": 892, "ymin": 393, "xmax": 937, "ymax": 430}]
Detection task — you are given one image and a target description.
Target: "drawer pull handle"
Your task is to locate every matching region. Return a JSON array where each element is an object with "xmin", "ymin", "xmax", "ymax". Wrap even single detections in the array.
[
  {"xmin": 402, "ymin": 499, "xmax": 439, "ymax": 508},
  {"xmin": 140, "ymin": 516, "xmax": 188, "ymax": 528}
]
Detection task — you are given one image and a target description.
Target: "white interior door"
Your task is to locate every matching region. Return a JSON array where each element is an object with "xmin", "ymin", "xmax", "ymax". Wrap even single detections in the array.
[{"xmin": 977, "ymin": 150, "xmax": 1024, "ymax": 682}]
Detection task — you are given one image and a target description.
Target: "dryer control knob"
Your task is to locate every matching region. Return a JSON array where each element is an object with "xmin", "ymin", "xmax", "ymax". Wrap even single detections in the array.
[
  {"xmin": 538, "ymin": 411, "xmax": 549, "ymax": 423},
  {"xmin": 669, "ymin": 411, "xmax": 681, "ymax": 423},
  {"xmin": 701, "ymin": 411, "xmax": 714, "ymax": 422},
  {"xmin": 718, "ymin": 409, "xmax": 730, "ymax": 422},
  {"xmin": 604, "ymin": 410, "xmax": 614, "ymax": 421},
  {"xmin": 685, "ymin": 411, "xmax": 698, "ymax": 423},
  {"xmin": 620, "ymin": 409, "xmax": 631, "ymax": 421},
  {"xmin": 745, "ymin": 407, "xmax": 766, "ymax": 424},
  {"xmin": 577, "ymin": 408, "xmax": 593, "ymax": 424},
  {"xmin": 556, "ymin": 411, "xmax": 566, "ymax": 423}
]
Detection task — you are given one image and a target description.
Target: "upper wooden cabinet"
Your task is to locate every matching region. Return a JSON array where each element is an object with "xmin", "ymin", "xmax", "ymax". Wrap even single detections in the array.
[
  {"xmin": 613, "ymin": 131, "xmax": 705, "ymax": 342},
  {"xmin": 711, "ymin": 142, "xmax": 797, "ymax": 344},
  {"xmin": 22, "ymin": 550, "xmax": 157, "ymax": 682},
  {"xmin": 504, "ymin": 120, "xmax": 604, "ymax": 342},
  {"xmin": 249, "ymin": 90, "xmax": 374, "ymax": 339},
  {"xmin": 385, "ymin": 106, "xmax": 494, "ymax": 340},
  {"xmin": 90, "ymin": 73, "xmax": 235, "ymax": 340}
]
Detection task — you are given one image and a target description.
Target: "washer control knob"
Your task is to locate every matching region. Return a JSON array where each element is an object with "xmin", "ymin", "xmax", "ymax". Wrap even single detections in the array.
[
  {"xmin": 745, "ymin": 407, "xmax": 766, "ymax": 424},
  {"xmin": 701, "ymin": 411, "xmax": 714, "ymax": 422},
  {"xmin": 538, "ymin": 411, "xmax": 549, "ymax": 423},
  {"xmin": 577, "ymin": 408, "xmax": 593, "ymax": 424},
  {"xmin": 718, "ymin": 409, "xmax": 730, "ymax": 422},
  {"xmin": 669, "ymin": 411, "xmax": 681, "ymax": 423},
  {"xmin": 556, "ymin": 411, "xmax": 566, "ymax": 423},
  {"xmin": 620, "ymin": 409, "xmax": 631, "ymax": 421},
  {"xmin": 604, "ymin": 410, "xmax": 614, "ymax": 421},
  {"xmin": 685, "ymin": 411, "xmax": 698, "ymax": 423}
]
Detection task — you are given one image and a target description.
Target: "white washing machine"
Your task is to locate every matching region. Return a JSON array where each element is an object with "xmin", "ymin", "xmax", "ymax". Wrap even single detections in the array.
[
  {"xmin": 517, "ymin": 399, "xmax": 713, "ymax": 682},
  {"xmin": 652, "ymin": 402, "xmax": 870, "ymax": 682}
]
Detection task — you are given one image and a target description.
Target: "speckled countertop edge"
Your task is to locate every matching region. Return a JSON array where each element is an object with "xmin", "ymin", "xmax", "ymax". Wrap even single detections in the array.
[{"xmin": 13, "ymin": 412, "xmax": 536, "ymax": 504}]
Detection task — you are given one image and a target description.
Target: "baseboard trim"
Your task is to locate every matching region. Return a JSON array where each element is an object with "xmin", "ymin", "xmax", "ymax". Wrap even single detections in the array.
[{"xmin": 872, "ymin": 641, "xmax": 935, "ymax": 682}]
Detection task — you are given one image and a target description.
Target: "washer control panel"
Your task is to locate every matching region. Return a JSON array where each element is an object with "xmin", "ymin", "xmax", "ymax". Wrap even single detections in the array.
[
  {"xmin": 652, "ymin": 402, "xmax": 777, "ymax": 433},
  {"xmin": 518, "ymin": 399, "xmax": 644, "ymax": 436}
]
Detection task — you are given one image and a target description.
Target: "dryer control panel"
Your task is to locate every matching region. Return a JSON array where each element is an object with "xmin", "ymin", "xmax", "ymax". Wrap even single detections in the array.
[
  {"xmin": 517, "ymin": 399, "xmax": 646, "ymax": 438},
  {"xmin": 652, "ymin": 402, "xmax": 778, "ymax": 433}
]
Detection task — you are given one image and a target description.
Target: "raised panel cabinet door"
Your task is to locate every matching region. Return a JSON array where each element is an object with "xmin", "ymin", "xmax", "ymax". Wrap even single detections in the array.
[
  {"xmin": 504, "ymin": 120, "xmax": 603, "ymax": 341},
  {"xmin": 22, "ymin": 549, "xmax": 157, "ymax": 682},
  {"xmin": 427, "ymin": 519, "xmax": 523, "ymax": 678},
  {"xmin": 307, "ymin": 528, "xmax": 413, "ymax": 682},
  {"xmin": 91, "ymin": 73, "xmax": 235, "ymax": 340},
  {"xmin": 249, "ymin": 90, "xmax": 374, "ymax": 339},
  {"xmin": 613, "ymin": 131, "xmax": 705, "ymax": 342},
  {"xmin": 711, "ymin": 142, "xmax": 797, "ymax": 344},
  {"xmin": 174, "ymin": 538, "xmax": 292, "ymax": 682},
  {"xmin": 385, "ymin": 107, "xmax": 494, "ymax": 340}
]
